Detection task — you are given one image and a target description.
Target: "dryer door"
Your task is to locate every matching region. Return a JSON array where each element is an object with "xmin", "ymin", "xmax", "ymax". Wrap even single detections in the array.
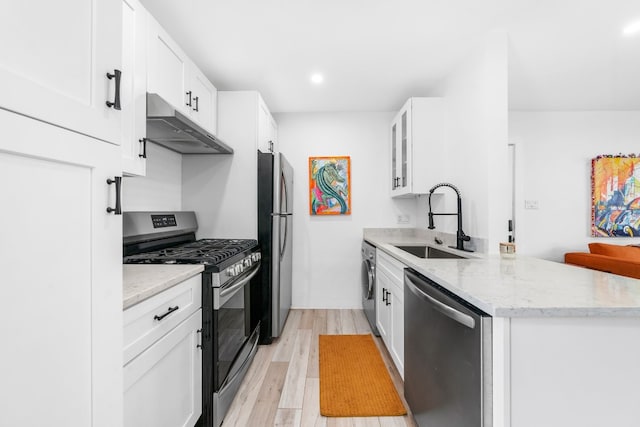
[{"xmin": 361, "ymin": 259, "xmax": 374, "ymax": 300}]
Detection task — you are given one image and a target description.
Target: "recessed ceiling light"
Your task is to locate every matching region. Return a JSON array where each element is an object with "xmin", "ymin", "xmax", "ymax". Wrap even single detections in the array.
[
  {"xmin": 622, "ymin": 20, "xmax": 640, "ymax": 35},
  {"xmin": 310, "ymin": 73, "xmax": 324, "ymax": 84}
]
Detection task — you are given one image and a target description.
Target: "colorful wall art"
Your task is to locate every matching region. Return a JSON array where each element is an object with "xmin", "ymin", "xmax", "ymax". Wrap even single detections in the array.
[
  {"xmin": 592, "ymin": 154, "xmax": 640, "ymax": 237},
  {"xmin": 309, "ymin": 156, "xmax": 351, "ymax": 215}
]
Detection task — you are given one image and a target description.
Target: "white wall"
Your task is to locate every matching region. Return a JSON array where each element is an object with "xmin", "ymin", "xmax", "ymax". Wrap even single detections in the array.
[
  {"xmin": 274, "ymin": 112, "xmax": 417, "ymax": 309},
  {"xmin": 122, "ymin": 143, "xmax": 182, "ymax": 211},
  {"xmin": 510, "ymin": 111, "xmax": 640, "ymax": 261},
  {"xmin": 416, "ymin": 30, "xmax": 510, "ymax": 253}
]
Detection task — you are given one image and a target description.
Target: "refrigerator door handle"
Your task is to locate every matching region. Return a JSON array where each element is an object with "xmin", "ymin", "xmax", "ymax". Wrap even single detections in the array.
[
  {"xmin": 271, "ymin": 213, "xmax": 293, "ymax": 216},
  {"xmin": 279, "ymin": 168, "xmax": 292, "ymax": 257},
  {"xmin": 280, "ymin": 216, "xmax": 288, "ymax": 257}
]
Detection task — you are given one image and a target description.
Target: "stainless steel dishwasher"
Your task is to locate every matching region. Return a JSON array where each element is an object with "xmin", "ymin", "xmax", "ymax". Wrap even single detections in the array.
[{"xmin": 404, "ymin": 268, "xmax": 492, "ymax": 427}]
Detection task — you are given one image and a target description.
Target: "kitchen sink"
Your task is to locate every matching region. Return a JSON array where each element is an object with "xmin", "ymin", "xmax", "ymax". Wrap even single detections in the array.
[{"xmin": 393, "ymin": 245, "xmax": 466, "ymax": 259}]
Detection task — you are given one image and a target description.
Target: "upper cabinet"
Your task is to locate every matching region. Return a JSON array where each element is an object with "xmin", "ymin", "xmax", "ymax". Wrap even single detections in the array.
[
  {"xmin": 218, "ymin": 91, "xmax": 277, "ymax": 154},
  {"xmin": 146, "ymin": 16, "xmax": 189, "ymax": 115},
  {"xmin": 390, "ymin": 98, "xmax": 445, "ymax": 198},
  {"xmin": 189, "ymin": 65, "xmax": 218, "ymax": 133},
  {"xmin": 0, "ymin": 0, "xmax": 123, "ymax": 145},
  {"xmin": 147, "ymin": 16, "xmax": 218, "ymax": 135},
  {"xmin": 257, "ymin": 95, "xmax": 278, "ymax": 153},
  {"xmin": 121, "ymin": 0, "xmax": 148, "ymax": 176}
]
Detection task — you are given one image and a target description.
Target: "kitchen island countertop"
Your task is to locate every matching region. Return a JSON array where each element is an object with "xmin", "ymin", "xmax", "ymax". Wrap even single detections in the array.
[
  {"xmin": 123, "ymin": 264, "xmax": 204, "ymax": 310},
  {"xmin": 365, "ymin": 229, "xmax": 640, "ymax": 317}
]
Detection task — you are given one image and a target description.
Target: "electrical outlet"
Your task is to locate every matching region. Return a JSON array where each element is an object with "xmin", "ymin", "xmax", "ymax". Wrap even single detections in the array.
[
  {"xmin": 524, "ymin": 200, "xmax": 539, "ymax": 210},
  {"xmin": 397, "ymin": 214, "xmax": 410, "ymax": 224}
]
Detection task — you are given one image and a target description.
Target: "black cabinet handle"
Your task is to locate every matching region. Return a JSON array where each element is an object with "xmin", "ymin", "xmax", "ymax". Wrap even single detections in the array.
[
  {"xmin": 186, "ymin": 91, "xmax": 192, "ymax": 107},
  {"xmin": 154, "ymin": 306, "xmax": 179, "ymax": 321},
  {"xmin": 106, "ymin": 70, "xmax": 121, "ymax": 110},
  {"xmin": 382, "ymin": 287, "xmax": 387, "ymax": 303},
  {"xmin": 193, "ymin": 96, "xmax": 199, "ymax": 112},
  {"xmin": 138, "ymin": 138, "xmax": 147, "ymax": 159},
  {"xmin": 197, "ymin": 329, "xmax": 202, "ymax": 349},
  {"xmin": 106, "ymin": 176, "xmax": 122, "ymax": 215},
  {"xmin": 385, "ymin": 290, "xmax": 391, "ymax": 306}
]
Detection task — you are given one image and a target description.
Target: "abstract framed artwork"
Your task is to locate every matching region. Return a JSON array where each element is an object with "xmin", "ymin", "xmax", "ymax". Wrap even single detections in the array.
[
  {"xmin": 592, "ymin": 154, "xmax": 640, "ymax": 237},
  {"xmin": 309, "ymin": 156, "xmax": 351, "ymax": 215}
]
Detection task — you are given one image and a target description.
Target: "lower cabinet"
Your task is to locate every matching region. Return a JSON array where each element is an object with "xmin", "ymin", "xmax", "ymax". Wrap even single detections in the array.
[
  {"xmin": 123, "ymin": 276, "xmax": 202, "ymax": 427},
  {"xmin": 0, "ymin": 108, "xmax": 122, "ymax": 427},
  {"xmin": 376, "ymin": 249, "xmax": 405, "ymax": 378},
  {"xmin": 124, "ymin": 310, "xmax": 202, "ymax": 427}
]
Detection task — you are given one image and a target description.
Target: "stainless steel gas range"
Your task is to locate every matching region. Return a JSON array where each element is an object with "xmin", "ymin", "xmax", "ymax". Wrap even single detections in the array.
[{"xmin": 123, "ymin": 211, "xmax": 261, "ymax": 427}]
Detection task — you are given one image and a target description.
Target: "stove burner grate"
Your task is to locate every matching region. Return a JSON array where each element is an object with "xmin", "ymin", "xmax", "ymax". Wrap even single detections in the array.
[{"xmin": 124, "ymin": 238, "xmax": 258, "ymax": 266}]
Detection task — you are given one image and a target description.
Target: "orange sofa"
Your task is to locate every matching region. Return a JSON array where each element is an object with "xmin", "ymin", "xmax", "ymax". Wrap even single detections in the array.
[{"xmin": 565, "ymin": 243, "xmax": 640, "ymax": 279}]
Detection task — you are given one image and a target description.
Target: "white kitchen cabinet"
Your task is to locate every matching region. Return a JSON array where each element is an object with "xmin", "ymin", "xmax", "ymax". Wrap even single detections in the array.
[
  {"xmin": 124, "ymin": 309, "xmax": 202, "ymax": 427},
  {"xmin": 0, "ymin": 109, "xmax": 122, "ymax": 427},
  {"xmin": 0, "ymin": 0, "xmax": 123, "ymax": 145},
  {"xmin": 124, "ymin": 310, "xmax": 202, "ymax": 427},
  {"xmin": 147, "ymin": 16, "xmax": 218, "ymax": 135},
  {"xmin": 390, "ymin": 97, "xmax": 445, "ymax": 197},
  {"xmin": 257, "ymin": 95, "xmax": 278, "ymax": 153},
  {"xmin": 376, "ymin": 267, "xmax": 392, "ymax": 340},
  {"xmin": 123, "ymin": 274, "xmax": 202, "ymax": 365},
  {"xmin": 190, "ymin": 65, "xmax": 218, "ymax": 133},
  {"xmin": 121, "ymin": 0, "xmax": 148, "ymax": 176},
  {"xmin": 389, "ymin": 284, "xmax": 404, "ymax": 376},
  {"xmin": 123, "ymin": 275, "xmax": 202, "ymax": 427},
  {"xmin": 147, "ymin": 15, "xmax": 189, "ymax": 115},
  {"xmin": 375, "ymin": 249, "xmax": 405, "ymax": 378}
]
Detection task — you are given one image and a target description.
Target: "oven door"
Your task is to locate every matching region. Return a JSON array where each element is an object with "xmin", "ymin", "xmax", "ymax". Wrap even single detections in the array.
[{"xmin": 213, "ymin": 261, "xmax": 260, "ymax": 391}]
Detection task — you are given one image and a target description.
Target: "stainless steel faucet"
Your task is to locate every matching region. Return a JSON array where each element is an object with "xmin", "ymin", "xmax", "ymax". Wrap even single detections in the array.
[{"xmin": 427, "ymin": 183, "xmax": 473, "ymax": 252}]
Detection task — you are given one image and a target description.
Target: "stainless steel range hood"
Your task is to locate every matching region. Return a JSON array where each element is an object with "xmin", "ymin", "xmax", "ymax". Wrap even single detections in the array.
[{"xmin": 146, "ymin": 93, "xmax": 233, "ymax": 154}]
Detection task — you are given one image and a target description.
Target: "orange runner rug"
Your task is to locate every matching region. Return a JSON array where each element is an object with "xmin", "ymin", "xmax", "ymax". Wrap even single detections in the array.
[{"xmin": 318, "ymin": 334, "xmax": 407, "ymax": 417}]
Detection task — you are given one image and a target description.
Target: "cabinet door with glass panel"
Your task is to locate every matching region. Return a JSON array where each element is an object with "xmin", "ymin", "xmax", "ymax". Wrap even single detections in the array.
[
  {"xmin": 390, "ymin": 99, "xmax": 412, "ymax": 197},
  {"xmin": 389, "ymin": 97, "xmax": 444, "ymax": 198}
]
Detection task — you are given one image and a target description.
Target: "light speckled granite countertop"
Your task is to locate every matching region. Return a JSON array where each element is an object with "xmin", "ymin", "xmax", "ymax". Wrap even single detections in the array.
[
  {"xmin": 364, "ymin": 229, "xmax": 640, "ymax": 317},
  {"xmin": 123, "ymin": 265, "xmax": 204, "ymax": 310}
]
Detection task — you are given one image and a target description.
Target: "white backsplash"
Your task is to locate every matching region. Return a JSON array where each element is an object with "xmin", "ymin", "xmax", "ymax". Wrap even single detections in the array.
[{"xmin": 122, "ymin": 142, "xmax": 182, "ymax": 212}]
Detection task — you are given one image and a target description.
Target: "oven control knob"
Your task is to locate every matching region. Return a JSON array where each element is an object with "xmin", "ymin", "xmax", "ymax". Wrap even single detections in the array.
[
  {"xmin": 252, "ymin": 253, "xmax": 260, "ymax": 262},
  {"xmin": 227, "ymin": 267, "xmax": 236, "ymax": 277},
  {"xmin": 243, "ymin": 258, "xmax": 251, "ymax": 268},
  {"xmin": 235, "ymin": 265, "xmax": 243, "ymax": 275}
]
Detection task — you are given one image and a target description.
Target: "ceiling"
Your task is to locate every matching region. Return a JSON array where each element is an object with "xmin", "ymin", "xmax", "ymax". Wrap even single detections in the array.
[{"xmin": 140, "ymin": 0, "xmax": 640, "ymax": 113}]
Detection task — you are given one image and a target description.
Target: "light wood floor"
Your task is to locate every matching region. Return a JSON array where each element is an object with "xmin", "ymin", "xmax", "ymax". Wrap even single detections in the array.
[{"xmin": 223, "ymin": 309, "xmax": 418, "ymax": 427}]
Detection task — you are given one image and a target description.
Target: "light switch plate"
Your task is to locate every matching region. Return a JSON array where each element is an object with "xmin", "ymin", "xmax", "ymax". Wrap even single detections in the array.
[
  {"xmin": 524, "ymin": 200, "xmax": 539, "ymax": 210},
  {"xmin": 397, "ymin": 214, "xmax": 410, "ymax": 224}
]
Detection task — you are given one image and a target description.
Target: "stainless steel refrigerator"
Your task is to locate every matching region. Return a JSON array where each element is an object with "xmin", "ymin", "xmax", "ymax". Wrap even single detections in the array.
[{"xmin": 255, "ymin": 150, "xmax": 293, "ymax": 344}]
